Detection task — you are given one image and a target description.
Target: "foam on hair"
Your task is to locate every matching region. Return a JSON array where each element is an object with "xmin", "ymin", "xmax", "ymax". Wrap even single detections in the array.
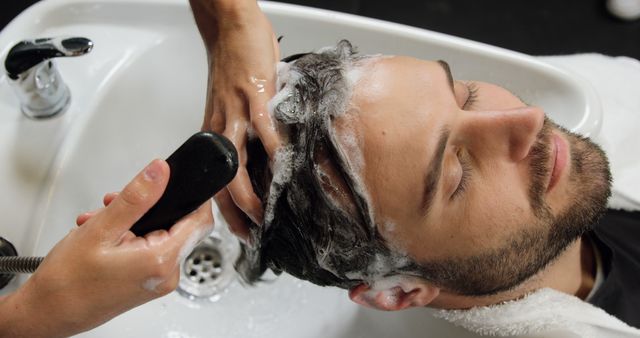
[
  {"xmin": 262, "ymin": 40, "xmax": 363, "ymax": 230},
  {"xmin": 236, "ymin": 40, "xmax": 422, "ymax": 289}
]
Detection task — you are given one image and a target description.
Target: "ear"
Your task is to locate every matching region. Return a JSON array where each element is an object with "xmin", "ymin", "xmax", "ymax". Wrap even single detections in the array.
[{"xmin": 348, "ymin": 277, "xmax": 440, "ymax": 311}]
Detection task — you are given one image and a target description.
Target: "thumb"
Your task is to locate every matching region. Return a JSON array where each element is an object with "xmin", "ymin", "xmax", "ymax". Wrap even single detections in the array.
[{"xmin": 93, "ymin": 159, "xmax": 169, "ymax": 240}]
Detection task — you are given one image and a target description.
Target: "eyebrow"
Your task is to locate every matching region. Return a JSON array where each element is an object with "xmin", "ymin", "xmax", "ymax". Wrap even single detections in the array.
[
  {"xmin": 421, "ymin": 126, "xmax": 450, "ymax": 215},
  {"xmin": 437, "ymin": 60, "xmax": 455, "ymax": 96},
  {"xmin": 418, "ymin": 61, "xmax": 457, "ymax": 215}
]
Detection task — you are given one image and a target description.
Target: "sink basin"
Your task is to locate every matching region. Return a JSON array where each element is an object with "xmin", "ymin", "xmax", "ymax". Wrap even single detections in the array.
[{"xmin": 0, "ymin": 1, "xmax": 602, "ymax": 337}]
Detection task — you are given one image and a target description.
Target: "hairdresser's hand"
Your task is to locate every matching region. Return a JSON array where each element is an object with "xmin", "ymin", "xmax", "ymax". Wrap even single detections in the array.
[
  {"xmin": 0, "ymin": 160, "xmax": 213, "ymax": 338},
  {"xmin": 189, "ymin": 0, "xmax": 282, "ymax": 240}
]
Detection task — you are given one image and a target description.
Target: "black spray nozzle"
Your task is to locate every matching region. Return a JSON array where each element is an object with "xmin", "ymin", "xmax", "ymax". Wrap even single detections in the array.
[{"xmin": 130, "ymin": 132, "xmax": 239, "ymax": 236}]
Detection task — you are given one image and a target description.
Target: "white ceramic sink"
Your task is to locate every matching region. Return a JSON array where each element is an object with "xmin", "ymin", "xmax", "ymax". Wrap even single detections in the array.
[{"xmin": 0, "ymin": 1, "xmax": 602, "ymax": 337}]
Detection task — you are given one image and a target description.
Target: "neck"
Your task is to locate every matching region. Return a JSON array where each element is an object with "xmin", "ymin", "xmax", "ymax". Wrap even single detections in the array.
[{"xmin": 431, "ymin": 236, "xmax": 595, "ymax": 309}]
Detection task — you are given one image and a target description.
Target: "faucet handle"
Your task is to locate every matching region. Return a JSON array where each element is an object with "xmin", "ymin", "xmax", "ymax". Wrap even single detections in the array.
[
  {"xmin": 4, "ymin": 37, "xmax": 93, "ymax": 119},
  {"xmin": 5, "ymin": 37, "xmax": 93, "ymax": 80}
]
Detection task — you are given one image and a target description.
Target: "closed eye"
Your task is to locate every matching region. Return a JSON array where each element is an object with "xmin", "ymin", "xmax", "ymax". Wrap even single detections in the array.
[
  {"xmin": 462, "ymin": 82, "xmax": 479, "ymax": 110},
  {"xmin": 452, "ymin": 149, "xmax": 472, "ymax": 199}
]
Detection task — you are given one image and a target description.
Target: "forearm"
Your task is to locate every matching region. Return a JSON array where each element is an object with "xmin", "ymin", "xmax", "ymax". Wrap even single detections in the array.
[
  {"xmin": 189, "ymin": 0, "xmax": 267, "ymax": 63},
  {"xmin": 0, "ymin": 288, "xmax": 46, "ymax": 338},
  {"xmin": 0, "ymin": 281, "xmax": 79, "ymax": 338},
  {"xmin": 208, "ymin": 0, "xmax": 259, "ymax": 15},
  {"xmin": 190, "ymin": 0, "xmax": 274, "ymax": 126},
  {"xmin": 0, "ymin": 291, "xmax": 29, "ymax": 338},
  {"xmin": 190, "ymin": 0, "xmax": 261, "ymax": 32}
]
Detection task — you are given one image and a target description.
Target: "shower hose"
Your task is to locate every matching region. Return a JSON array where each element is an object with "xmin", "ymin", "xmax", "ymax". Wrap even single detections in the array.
[{"xmin": 0, "ymin": 256, "xmax": 43, "ymax": 274}]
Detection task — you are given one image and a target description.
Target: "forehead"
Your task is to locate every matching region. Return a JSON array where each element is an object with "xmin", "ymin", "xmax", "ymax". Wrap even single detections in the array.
[
  {"xmin": 333, "ymin": 56, "xmax": 456, "ymax": 229},
  {"xmin": 349, "ymin": 56, "xmax": 453, "ymax": 119}
]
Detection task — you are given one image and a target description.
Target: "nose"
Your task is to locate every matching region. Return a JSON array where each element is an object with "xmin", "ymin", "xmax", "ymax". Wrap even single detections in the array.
[{"xmin": 459, "ymin": 106, "xmax": 545, "ymax": 162}]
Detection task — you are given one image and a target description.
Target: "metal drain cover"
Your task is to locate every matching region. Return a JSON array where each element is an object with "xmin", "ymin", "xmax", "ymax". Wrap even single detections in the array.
[
  {"xmin": 177, "ymin": 233, "xmax": 239, "ymax": 300},
  {"xmin": 184, "ymin": 244, "xmax": 223, "ymax": 285}
]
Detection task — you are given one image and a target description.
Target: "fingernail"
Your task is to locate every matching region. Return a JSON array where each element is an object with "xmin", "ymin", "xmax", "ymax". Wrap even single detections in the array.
[{"xmin": 143, "ymin": 160, "xmax": 160, "ymax": 181}]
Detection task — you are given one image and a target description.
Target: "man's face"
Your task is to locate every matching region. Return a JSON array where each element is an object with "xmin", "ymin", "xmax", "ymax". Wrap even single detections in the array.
[{"xmin": 338, "ymin": 56, "xmax": 610, "ymax": 295}]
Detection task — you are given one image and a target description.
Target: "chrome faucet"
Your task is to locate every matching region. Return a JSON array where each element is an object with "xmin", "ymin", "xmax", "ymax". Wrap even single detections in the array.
[{"xmin": 4, "ymin": 37, "xmax": 93, "ymax": 119}]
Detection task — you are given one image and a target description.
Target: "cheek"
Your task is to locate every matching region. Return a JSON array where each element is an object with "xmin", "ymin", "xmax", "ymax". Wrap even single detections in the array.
[
  {"xmin": 381, "ymin": 164, "xmax": 537, "ymax": 260},
  {"xmin": 441, "ymin": 169, "xmax": 535, "ymax": 255}
]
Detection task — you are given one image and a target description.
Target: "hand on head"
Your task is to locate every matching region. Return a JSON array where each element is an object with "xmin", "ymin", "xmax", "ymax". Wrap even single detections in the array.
[
  {"xmin": 189, "ymin": 0, "xmax": 283, "ymax": 240},
  {"xmin": 0, "ymin": 159, "xmax": 213, "ymax": 338}
]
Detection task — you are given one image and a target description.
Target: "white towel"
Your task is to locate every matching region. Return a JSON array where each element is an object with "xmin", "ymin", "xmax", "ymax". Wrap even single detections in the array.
[
  {"xmin": 433, "ymin": 288, "xmax": 640, "ymax": 338},
  {"xmin": 433, "ymin": 54, "xmax": 640, "ymax": 337}
]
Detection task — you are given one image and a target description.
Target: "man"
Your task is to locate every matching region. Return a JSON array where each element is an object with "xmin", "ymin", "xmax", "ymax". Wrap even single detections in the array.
[
  {"xmin": 191, "ymin": 0, "xmax": 639, "ymax": 334},
  {"xmin": 235, "ymin": 40, "xmax": 613, "ymax": 308},
  {"xmin": 236, "ymin": 41, "xmax": 640, "ymax": 336}
]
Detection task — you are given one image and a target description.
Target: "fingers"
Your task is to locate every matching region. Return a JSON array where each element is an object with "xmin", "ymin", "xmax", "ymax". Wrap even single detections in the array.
[
  {"xmin": 91, "ymin": 159, "xmax": 170, "ymax": 241},
  {"xmin": 117, "ymin": 231, "xmax": 137, "ymax": 244},
  {"xmin": 141, "ymin": 200, "xmax": 214, "ymax": 251},
  {"xmin": 75, "ymin": 192, "xmax": 119, "ymax": 226},
  {"xmin": 76, "ymin": 211, "xmax": 97, "ymax": 226},
  {"xmin": 249, "ymin": 94, "xmax": 282, "ymax": 158},
  {"xmin": 103, "ymin": 192, "xmax": 119, "ymax": 206},
  {"xmin": 166, "ymin": 200, "xmax": 215, "ymax": 258},
  {"xmin": 247, "ymin": 41, "xmax": 282, "ymax": 158},
  {"xmin": 226, "ymin": 167, "xmax": 263, "ymax": 225},
  {"xmin": 133, "ymin": 201, "xmax": 213, "ymax": 297},
  {"xmin": 204, "ymin": 107, "xmax": 225, "ymax": 133},
  {"xmin": 201, "ymin": 81, "xmax": 226, "ymax": 132},
  {"xmin": 223, "ymin": 121, "xmax": 264, "ymax": 225},
  {"xmin": 214, "ymin": 189, "xmax": 251, "ymax": 240}
]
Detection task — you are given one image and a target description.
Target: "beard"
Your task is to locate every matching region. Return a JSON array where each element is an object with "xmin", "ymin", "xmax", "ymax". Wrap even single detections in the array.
[{"xmin": 420, "ymin": 117, "xmax": 612, "ymax": 296}]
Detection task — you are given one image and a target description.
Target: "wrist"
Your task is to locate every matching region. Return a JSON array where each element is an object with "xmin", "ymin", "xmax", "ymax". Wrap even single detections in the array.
[
  {"xmin": 0, "ymin": 278, "xmax": 71, "ymax": 338},
  {"xmin": 0, "ymin": 292, "xmax": 17, "ymax": 337},
  {"xmin": 213, "ymin": 0, "xmax": 262, "ymax": 29},
  {"xmin": 212, "ymin": 0, "xmax": 258, "ymax": 16},
  {"xmin": 0, "ymin": 287, "xmax": 42, "ymax": 338}
]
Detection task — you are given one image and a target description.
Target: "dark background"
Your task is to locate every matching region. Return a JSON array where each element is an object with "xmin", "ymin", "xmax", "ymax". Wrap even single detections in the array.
[{"xmin": 1, "ymin": 0, "xmax": 639, "ymax": 59}]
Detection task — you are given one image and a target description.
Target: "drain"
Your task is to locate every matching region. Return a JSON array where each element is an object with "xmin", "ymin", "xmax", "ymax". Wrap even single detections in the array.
[
  {"xmin": 177, "ymin": 232, "xmax": 238, "ymax": 300},
  {"xmin": 185, "ymin": 244, "xmax": 222, "ymax": 284}
]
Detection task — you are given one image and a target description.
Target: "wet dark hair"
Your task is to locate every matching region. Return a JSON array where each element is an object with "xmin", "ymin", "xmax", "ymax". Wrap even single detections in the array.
[{"xmin": 236, "ymin": 40, "xmax": 419, "ymax": 289}]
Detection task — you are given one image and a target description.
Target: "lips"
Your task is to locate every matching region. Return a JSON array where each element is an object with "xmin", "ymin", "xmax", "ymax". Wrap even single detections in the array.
[{"xmin": 547, "ymin": 133, "xmax": 568, "ymax": 192}]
